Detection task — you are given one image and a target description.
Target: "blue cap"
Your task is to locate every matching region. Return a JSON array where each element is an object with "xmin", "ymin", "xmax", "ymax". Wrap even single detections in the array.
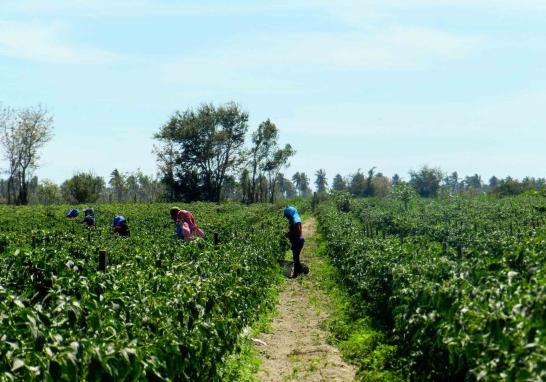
[
  {"xmin": 113, "ymin": 215, "xmax": 126, "ymax": 227},
  {"xmin": 283, "ymin": 206, "xmax": 301, "ymax": 224},
  {"xmin": 66, "ymin": 208, "xmax": 80, "ymax": 218}
]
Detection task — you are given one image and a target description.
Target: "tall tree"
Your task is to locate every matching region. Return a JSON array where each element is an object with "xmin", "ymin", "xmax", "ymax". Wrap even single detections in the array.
[
  {"xmin": 372, "ymin": 173, "xmax": 391, "ymax": 197},
  {"xmin": 245, "ymin": 119, "xmax": 295, "ymax": 202},
  {"xmin": 464, "ymin": 174, "xmax": 482, "ymax": 191},
  {"xmin": 314, "ymin": 169, "xmax": 328, "ymax": 193},
  {"xmin": 489, "ymin": 176, "xmax": 499, "ymax": 189},
  {"xmin": 62, "ymin": 172, "xmax": 105, "ymax": 203},
  {"xmin": 292, "ymin": 172, "xmax": 311, "ymax": 197},
  {"xmin": 153, "ymin": 141, "xmax": 178, "ymax": 201},
  {"xmin": 444, "ymin": 171, "xmax": 460, "ymax": 194},
  {"xmin": 14, "ymin": 106, "xmax": 53, "ymax": 204},
  {"xmin": 349, "ymin": 170, "xmax": 366, "ymax": 196},
  {"xmin": 299, "ymin": 172, "xmax": 311, "ymax": 197},
  {"xmin": 0, "ymin": 105, "xmax": 19, "ymax": 204},
  {"xmin": 279, "ymin": 173, "xmax": 297, "ymax": 198},
  {"xmin": 0, "ymin": 105, "xmax": 53, "ymax": 204},
  {"xmin": 264, "ymin": 144, "xmax": 295, "ymax": 202},
  {"xmin": 35, "ymin": 180, "xmax": 60, "ymax": 205},
  {"xmin": 154, "ymin": 102, "xmax": 248, "ymax": 202},
  {"xmin": 364, "ymin": 167, "xmax": 376, "ymax": 196},
  {"xmin": 239, "ymin": 168, "xmax": 251, "ymax": 203},
  {"xmin": 409, "ymin": 166, "xmax": 443, "ymax": 197},
  {"xmin": 332, "ymin": 174, "xmax": 346, "ymax": 191},
  {"xmin": 248, "ymin": 119, "xmax": 278, "ymax": 203},
  {"xmin": 109, "ymin": 169, "xmax": 127, "ymax": 201}
]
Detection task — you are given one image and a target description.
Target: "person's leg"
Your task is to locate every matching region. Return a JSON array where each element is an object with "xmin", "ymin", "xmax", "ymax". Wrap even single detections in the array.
[{"xmin": 292, "ymin": 238, "xmax": 304, "ymax": 275}]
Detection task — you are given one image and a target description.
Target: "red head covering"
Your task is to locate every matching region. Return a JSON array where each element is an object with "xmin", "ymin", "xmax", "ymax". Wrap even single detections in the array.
[{"xmin": 177, "ymin": 210, "xmax": 199, "ymax": 233}]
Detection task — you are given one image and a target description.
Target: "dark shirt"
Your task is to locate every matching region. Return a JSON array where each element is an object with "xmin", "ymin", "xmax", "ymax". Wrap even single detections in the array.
[
  {"xmin": 113, "ymin": 224, "xmax": 130, "ymax": 236},
  {"xmin": 287, "ymin": 222, "xmax": 303, "ymax": 242}
]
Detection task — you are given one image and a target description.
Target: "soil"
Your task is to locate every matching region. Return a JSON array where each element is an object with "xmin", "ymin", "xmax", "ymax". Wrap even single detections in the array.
[{"xmin": 255, "ymin": 217, "xmax": 357, "ymax": 381}]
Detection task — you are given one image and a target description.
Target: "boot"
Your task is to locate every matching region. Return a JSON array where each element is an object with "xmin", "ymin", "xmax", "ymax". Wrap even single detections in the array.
[{"xmin": 291, "ymin": 262, "xmax": 304, "ymax": 278}]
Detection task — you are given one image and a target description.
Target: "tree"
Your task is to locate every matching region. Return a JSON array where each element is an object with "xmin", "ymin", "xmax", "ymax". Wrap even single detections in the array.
[
  {"xmin": 364, "ymin": 167, "xmax": 376, "ymax": 196},
  {"xmin": 489, "ymin": 176, "xmax": 499, "ymax": 189},
  {"xmin": 245, "ymin": 119, "xmax": 295, "ymax": 203},
  {"xmin": 239, "ymin": 169, "xmax": 251, "ymax": 203},
  {"xmin": 314, "ymin": 169, "xmax": 328, "ymax": 193},
  {"xmin": 0, "ymin": 105, "xmax": 19, "ymax": 204},
  {"xmin": 279, "ymin": 174, "xmax": 297, "ymax": 198},
  {"xmin": 15, "ymin": 106, "xmax": 53, "ymax": 204},
  {"xmin": 349, "ymin": 170, "xmax": 366, "ymax": 196},
  {"xmin": 109, "ymin": 169, "xmax": 127, "ymax": 201},
  {"xmin": 463, "ymin": 174, "xmax": 482, "ymax": 191},
  {"xmin": 62, "ymin": 172, "xmax": 105, "ymax": 203},
  {"xmin": 154, "ymin": 102, "xmax": 248, "ymax": 202},
  {"xmin": 248, "ymin": 119, "xmax": 278, "ymax": 203},
  {"xmin": 391, "ymin": 174, "xmax": 401, "ymax": 185},
  {"xmin": 35, "ymin": 180, "xmax": 61, "ymax": 204},
  {"xmin": 153, "ymin": 140, "xmax": 177, "ymax": 201},
  {"xmin": 264, "ymin": 144, "xmax": 295, "ymax": 202},
  {"xmin": 444, "ymin": 171, "xmax": 460, "ymax": 194},
  {"xmin": 332, "ymin": 174, "xmax": 346, "ymax": 191},
  {"xmin": 409, "ymin": 166, "xmax": 443, "ymax": 197},
  {"xmin": 0, "ymin": 104, "xmax": 53, "ymax": 204},
  {"xmin": 292, "ymin": 172, "xmax": 311, "ymax": 197},
  {"xmin": 372, "ymin": 174, "xmax": 391, "ymax": 197},
  {"xmin": 134, "ymin": 170, "xmax": 164, "ymax": 202}
]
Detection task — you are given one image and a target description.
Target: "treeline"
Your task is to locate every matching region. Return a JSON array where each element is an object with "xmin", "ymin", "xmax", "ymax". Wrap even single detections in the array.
[
  {"xmin": 2, "ymin": 101, "xmax": 543, "ymax": 205},
  {"xmin": 328, "ymin": 165, "xmax": 546, "ymax": 198},
  {"xmin": 0, "ymin": 169, "xmax": 315, "ymax": 204},
  {"xmin": 1, "ymin": 164, "xmax": 542, "ymax": 205},
  {"xmin": 0, "ymin": 170, "xmax": 164, "ymax": 204}
]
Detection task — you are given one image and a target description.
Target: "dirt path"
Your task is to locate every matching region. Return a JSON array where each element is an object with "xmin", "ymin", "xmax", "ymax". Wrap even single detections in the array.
[{"xmin": 255, "ymin": 217, "xmax": 357, "ymax": 382}]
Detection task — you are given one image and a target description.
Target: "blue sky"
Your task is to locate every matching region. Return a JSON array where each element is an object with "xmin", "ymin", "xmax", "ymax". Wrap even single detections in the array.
[{"xmin": 1, "ymin": 0, "xmax": 546, "ymax": 185}]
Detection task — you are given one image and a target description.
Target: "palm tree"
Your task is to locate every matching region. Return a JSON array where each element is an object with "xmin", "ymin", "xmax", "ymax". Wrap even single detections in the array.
[{"xmin": 315, "ymin": 169, "xmax": 328, "ymax": 193}]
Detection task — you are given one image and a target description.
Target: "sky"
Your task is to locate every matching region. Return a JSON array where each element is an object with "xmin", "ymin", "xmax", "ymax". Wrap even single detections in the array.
[{"xmin": 1, "ymin": 0, "xmax": 546, "ymax": 185}]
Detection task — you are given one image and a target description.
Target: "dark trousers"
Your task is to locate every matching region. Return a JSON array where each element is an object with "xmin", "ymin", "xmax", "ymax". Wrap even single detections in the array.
[{"xmin": 291, "ymin": 238, "xmax": 305, "ymax": 271}]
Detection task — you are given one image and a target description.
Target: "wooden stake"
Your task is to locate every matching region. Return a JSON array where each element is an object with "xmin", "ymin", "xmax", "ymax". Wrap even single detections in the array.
[{"xmin": 98, "ymin": 250, "xmax": 107, "ymax": 272}]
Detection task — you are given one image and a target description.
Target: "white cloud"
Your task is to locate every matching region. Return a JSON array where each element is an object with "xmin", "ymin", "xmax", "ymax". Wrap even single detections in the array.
[
  {"xmin": 160, "ymin": 26, "xmax": 481, "ymax": 89},
  {"xmin": 0, "ymin": 21, "xmax": 121, "ymax": 64},
  {"xmin": 0, "ymin": 1, "xmax": 309, "ymax": 19}
]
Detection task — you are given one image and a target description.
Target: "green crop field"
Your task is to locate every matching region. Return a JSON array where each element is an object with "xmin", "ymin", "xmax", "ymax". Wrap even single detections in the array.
[
  {"xmin": 318, "ymin": 194, "xmax": 546, "ymax": 381},
  {"xmin": 0, "ymin": 203, "xmax": 291, "ymax": 381},
  {"xmin": 2, "ymin": 195, "xmax": 546, "ymax": 381}
]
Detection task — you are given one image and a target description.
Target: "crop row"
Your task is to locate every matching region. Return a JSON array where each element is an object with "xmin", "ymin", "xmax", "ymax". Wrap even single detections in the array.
[
  {"xmin": 0, "ymin": 203, "xmax": 288, "ymax": 381},
  {"xmin": 318, "ymin": 196, "xmax": 546, "ymax": 381}
]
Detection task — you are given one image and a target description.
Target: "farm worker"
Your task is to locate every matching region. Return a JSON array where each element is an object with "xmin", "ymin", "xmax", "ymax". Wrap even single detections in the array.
[
  {"xmin": 82, "ymin": 208, "xmax": 95, "ymax": 227},
  {"xmin": 284, "ymin": 206, "xmax": 305, "ymax": 278},
  {"xmin": 66, "ymin": 208, "xmax": 80, "ymax": 218},
  {"xmin": 112, "ymin": 215, "xmax": 130, "ymax": 236},
  {"xmin": 170, "ymin": 207, "xmax": 205, "ymax": 241}
]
